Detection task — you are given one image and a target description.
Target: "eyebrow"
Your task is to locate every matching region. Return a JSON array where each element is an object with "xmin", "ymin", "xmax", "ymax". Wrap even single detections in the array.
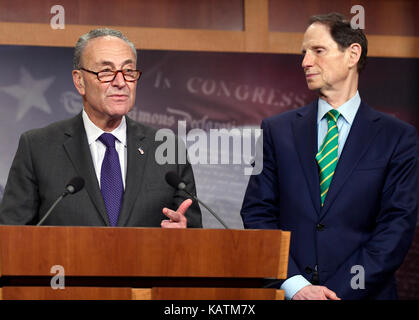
[
  {"xmin": 301, "ymin": 45, "xmax": 326, "ymax": 54},
  {"xmin": 96, "ymin": 59, "xmax": 136, "ymax": 68}
]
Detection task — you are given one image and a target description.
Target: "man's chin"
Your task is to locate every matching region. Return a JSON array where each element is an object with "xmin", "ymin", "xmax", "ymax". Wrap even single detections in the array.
[
  {"xmin": 107, "ymin": 103, "xmax": 133, "ymax": 116},
  {"xmin": 306, "ymin": 82, "xmax": 321, "ymax": 91}
]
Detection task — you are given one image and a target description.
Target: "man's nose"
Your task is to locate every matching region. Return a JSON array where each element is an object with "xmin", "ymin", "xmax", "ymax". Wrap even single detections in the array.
[
  {"xmin": 111, "ymin": 71, "xmax": 127, "ymax": 88},
  {"xmin": 302, "ymin": 52, "xmax": 314, "ymax": 69}
]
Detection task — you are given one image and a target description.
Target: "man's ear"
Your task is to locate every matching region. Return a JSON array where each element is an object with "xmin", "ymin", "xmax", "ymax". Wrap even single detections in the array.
[
  {"xmin": 72, "ymin": 70, "xmax": 85, "ymax": 95},
  {"xmin": 348, "ymin": 43, "xmax": 362, "ymax": 69}
]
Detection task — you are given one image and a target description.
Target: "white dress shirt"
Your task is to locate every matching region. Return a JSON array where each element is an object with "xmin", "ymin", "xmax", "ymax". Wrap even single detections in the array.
[
  {"xmin": 82, "ymin": 110, "xmax": 127, "ymax": 189},
  {"xmin": 317, "ymin": 91, "xmax": 361, "ymax": 158}
]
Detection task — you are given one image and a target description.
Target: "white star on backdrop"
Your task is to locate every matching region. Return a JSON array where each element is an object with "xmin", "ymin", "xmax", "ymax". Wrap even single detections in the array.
[{"xmin": 0, "ymin": 67, "xmax": 55, "ymax": 121}]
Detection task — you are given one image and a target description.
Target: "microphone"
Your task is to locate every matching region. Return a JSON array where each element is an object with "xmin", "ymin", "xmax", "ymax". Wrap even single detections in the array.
[
  {"xmin": 37, "ymin": 177, "xmax": 85, "ymax": 226},
  {"xmin": 63, "ymin": 176, "xmax": 85, "ymax": 196},
  {"xmin": 165, "ymin": 171, "xmax": 229, "ymax": 229}
]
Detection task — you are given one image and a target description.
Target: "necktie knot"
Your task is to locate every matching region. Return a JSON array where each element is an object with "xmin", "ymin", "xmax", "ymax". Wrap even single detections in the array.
[
  {"xmin": 99, "ymin": 133, "xmax": 116, "ymax": 148},
  {"xmin": 325, "ymin": 109, "xmax": 340, "ymax": 124}
]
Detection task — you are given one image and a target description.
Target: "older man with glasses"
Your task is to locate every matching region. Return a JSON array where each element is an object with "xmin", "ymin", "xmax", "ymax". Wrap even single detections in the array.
[{"xmin": 0, "ymin": 28, "xmax": 202, "ymax": 228}]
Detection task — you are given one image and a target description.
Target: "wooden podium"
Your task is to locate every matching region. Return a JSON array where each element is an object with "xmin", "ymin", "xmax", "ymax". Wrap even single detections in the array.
[{"xmin": 0, "ymin": 226, "xmax": 290, "ymax": 300}]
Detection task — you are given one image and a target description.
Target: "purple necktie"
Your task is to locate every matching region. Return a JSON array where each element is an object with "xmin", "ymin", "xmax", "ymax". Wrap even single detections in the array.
[{"xmin": 99, "ymin": 133, "xmax": 124, "ymax": 226}]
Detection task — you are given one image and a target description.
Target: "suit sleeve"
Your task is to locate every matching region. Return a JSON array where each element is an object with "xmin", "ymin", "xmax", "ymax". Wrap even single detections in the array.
[
  {"xmin": 324, "ymin": 124, "xmax": 419, "ymax": 299},
  {"xmin": 0, "ymin": 133, "xmax": 40, "ymax": 225},
  {"xmin": 241, "ymin": 119, "xmax": 304, "ymax": 281}
]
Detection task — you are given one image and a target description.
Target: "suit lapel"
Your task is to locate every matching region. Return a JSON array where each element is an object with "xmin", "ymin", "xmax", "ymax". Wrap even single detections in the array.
[
  {"xmin": 320, "ymin": 102, "xmax": 382, "ymax": 219},
  {"xmin": 292, "ymin": 102, "xmax": 322, "ymax": 215},
  {"xmin": 116, "ymin": 117, "xmax": 148, "ymax": 226},
  {"xmin": 62, "ymin": 113, "xmax": 110, "ymax": 225}
]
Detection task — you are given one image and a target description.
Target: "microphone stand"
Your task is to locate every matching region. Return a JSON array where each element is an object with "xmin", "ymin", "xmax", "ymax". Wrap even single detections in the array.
[
  {"xmin": 183, "ymin": 189, "xmax": 229, "ymax": 229},
  {"xmin": 36, "ymin": 191, "xmax": 68, "ymax": 226}
]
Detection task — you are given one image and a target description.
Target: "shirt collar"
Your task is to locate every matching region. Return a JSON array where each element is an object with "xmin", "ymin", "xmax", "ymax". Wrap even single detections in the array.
[
  {"xmin": 317, "ymin": 91, "xmax": 361, "ymax": 125},
  {"xmin": 82, "ymin": 109, "xmax": 127, "ymax": 147}
]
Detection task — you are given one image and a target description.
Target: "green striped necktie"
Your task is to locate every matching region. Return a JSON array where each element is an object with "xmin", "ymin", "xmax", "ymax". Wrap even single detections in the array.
[{"xmin": 316, "ymin": 109, "xmax": 340, "ymax": 206}]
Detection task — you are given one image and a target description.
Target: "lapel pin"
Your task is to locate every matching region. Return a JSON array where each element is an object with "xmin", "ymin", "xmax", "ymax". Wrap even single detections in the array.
[{"xmin": 138, "ymin": 147, "xmax": 144, "ymax": 155}]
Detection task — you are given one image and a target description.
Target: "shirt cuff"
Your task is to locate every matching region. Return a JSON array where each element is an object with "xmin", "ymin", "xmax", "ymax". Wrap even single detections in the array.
[{"xmin": 280, "ymin": 275, "xmax": 312, "ymax": 300}]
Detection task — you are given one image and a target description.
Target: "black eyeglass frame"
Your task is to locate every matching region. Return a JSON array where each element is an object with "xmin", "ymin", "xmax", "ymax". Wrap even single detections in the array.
[{"xmin": 80, "ymin": 67, "xmax": 142, "ymax": 83}]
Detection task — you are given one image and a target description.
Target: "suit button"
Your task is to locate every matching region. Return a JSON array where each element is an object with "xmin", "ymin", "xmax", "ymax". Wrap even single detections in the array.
[
  {"xmin": 305, "ymin": 266, "xmax": 313, "ymax": 274},
  {"xmin": 316, "ymin": 223, "xmax": 325, "ymax": 231}
]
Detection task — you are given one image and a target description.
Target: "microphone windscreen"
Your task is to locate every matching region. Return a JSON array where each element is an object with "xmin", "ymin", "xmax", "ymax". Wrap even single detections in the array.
[
  {"xmin": 66, "ymin": 177, "xmax": 85, "ymax": 194},
  {"xmin": 165, "ymin": 171, "xmax": 182, "ymax": 189}
]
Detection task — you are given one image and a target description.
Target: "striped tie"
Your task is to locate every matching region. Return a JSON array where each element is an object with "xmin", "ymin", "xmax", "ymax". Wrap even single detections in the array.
[{"xmin": 316, "ymin": 109, "xmax": 340, "ymax": 206}]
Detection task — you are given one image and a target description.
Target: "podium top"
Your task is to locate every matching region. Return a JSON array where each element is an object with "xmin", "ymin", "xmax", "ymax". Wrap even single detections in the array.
[{"xmin": 0, "ymin": 226, "xmax": 289, "ymax": 279}]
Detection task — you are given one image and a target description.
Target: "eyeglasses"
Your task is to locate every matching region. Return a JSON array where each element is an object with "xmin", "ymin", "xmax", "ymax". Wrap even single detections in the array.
[{"xmin": 80, "ymin": 67, "xmax": 142, "ymax": 83}]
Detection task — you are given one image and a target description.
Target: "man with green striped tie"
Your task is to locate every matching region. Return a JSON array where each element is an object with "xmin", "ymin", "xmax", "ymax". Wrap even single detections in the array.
[{"xmin": 241, "ymin": 13, "xmax": 418, "ymax": 300}]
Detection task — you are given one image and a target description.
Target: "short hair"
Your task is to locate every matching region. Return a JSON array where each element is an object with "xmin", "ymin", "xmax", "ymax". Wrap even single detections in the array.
[
  {"xmin": 309, "ymin": 12, "xmax": 368, "ymax": 73},
  {"xmin": 73, "ymin": 28, "xmax": 137, "ymax": 70}
]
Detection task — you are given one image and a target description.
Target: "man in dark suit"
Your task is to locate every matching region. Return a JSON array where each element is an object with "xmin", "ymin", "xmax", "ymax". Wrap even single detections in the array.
[
  {"xmin": 241, "ymin": 13, "xmax": 418, "ymax": 299},
  {"xmin": 0, "ymin": 28, "xmax": 202, "ymax": 228}
]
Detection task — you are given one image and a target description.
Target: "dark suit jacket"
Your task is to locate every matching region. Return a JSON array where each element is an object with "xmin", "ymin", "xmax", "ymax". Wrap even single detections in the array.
[
  {"xmin": 241, "ymin": 101, "xmax": 418, "ymax": 299},
  {"xmin": 0, "ymin": 113, "xmax": 202, "ymax": 227}
]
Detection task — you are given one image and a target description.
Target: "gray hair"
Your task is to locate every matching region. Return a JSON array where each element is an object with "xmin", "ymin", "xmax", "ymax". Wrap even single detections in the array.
[{"xmin": 73, "ymin": 28, "xmax": 137, "ymax": 70}]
